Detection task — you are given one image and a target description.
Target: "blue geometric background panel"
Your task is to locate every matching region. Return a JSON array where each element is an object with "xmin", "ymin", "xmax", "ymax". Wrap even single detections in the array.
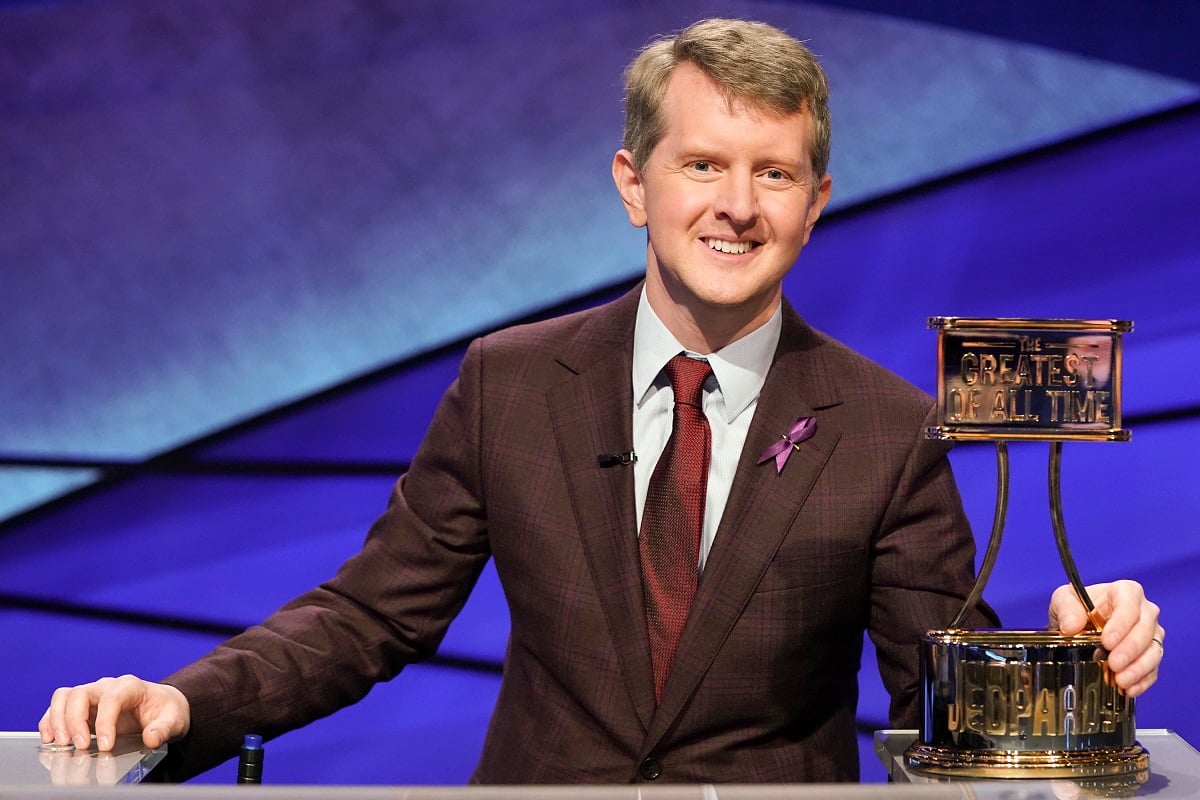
[{"xmin": 2, "ymin": 0, "xmax": 1195, "ymax": 518}]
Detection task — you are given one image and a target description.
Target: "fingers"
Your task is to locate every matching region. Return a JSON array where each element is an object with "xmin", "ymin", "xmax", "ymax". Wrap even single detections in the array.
[
  {"xmin": 1105, "ymin": 605, "xmax": 1164, "ymax": 699},
  {"xmin": 38, "ymin": 676, "xmax": 191, "ymax": 753},
  {"xmin": 64, "ymin": 682, "xmax": 104, "ymax": 750},
  {"xmin": 40, "ymin": 683, "xmax": 98, "ymax": 750},
  {"xmin": 1089, "ymin": 580, "xmax": 1161, "ymax": 683},
  {"xmin": 1107, "ymin": 627, "xmax": 1162, "ymax": 698},
  {"xmin": 1118, "ymin": 656, "xmax": 1160, "ymax": 698},
  {"xmin": 38, "ymin": 695, "xmax": 57, "ymax": 744},
  {"xmin": 91, "ymin": 675, "xmax": 145, "ymax": 751},
  {"xmin": 1094, "ymin": 580, "xmax": 1146, "ymax": 646},
  {"xmin": 1049, "ymin": 580, "xmax": 1164, "ymax": 698}
]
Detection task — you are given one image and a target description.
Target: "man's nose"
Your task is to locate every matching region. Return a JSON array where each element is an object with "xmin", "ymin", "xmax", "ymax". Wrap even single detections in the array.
[{"xmin": 713, "ymin": 173, "xmax": 759, "ymax": 226}]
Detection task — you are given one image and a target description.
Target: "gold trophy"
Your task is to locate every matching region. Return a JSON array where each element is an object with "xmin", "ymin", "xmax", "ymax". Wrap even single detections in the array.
[{"xmin": 904, "ymin": 318, "xmax": 1149, "ymax": 783}]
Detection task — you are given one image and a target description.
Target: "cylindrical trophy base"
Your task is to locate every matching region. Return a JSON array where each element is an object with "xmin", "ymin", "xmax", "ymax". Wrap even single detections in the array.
[
  {"xmin": 905, "ymin": 742, "xmax": 1149, "ymax": 779},
  {"xmin": 905, "ymin": 629, "xmax": 1148, "ymax": 780}
]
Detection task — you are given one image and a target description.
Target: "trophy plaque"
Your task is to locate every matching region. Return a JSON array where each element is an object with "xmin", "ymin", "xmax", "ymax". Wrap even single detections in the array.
[{"xmin": 904, "ymin": 318, "xmax": 1149, "ymax": 782}]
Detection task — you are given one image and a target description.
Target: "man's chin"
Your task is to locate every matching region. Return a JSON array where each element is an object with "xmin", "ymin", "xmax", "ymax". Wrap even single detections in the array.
[{"xmin": 692, "ymin": 284, "xmax": 779, "ymax": 314}]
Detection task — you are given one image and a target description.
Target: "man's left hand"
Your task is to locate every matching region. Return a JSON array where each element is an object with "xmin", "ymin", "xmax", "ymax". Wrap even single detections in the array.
[{"xmin": 1049, "ymin": 580, "xmax": 1163, "ymax": 697}]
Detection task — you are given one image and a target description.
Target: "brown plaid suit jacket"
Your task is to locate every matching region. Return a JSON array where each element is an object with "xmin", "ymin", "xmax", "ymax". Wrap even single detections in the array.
[{"xmin": 163, "ymin": 285, "xmax": 990, "ymax": 782}]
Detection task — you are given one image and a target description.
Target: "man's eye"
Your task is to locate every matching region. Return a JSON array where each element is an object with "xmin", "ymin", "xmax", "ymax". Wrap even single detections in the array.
[
  {"xmin": 691, "ymin": 162, "xmax": 712, "ymax": 172},
  {"xmin": 764, "ymin": 169, "xmax": 787, "ymax": 181}
]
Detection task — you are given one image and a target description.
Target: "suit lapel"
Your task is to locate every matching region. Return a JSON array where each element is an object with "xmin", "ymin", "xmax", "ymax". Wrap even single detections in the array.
[
  {"xmin": 546, "ymin": 288, "xmax": 658, "ymax": 730},
  {"xmin": 644, "ymin": 302, "xmax": 845, "ymax": 745}
]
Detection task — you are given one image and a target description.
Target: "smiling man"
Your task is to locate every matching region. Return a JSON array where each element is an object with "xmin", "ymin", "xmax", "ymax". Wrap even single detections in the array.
[
  {"xmin": 41, "ymin": 18, "xmax": 1164, "ymax": 784},
  {"xmin": 613, "ymin": 57, "xmax": 831, "ymax": 354}
]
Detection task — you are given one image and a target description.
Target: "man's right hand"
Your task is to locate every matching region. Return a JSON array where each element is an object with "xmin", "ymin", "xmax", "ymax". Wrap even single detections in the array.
[{"xmin": 39, "ymin": 675, "xmax": 191, "ymax": 752}]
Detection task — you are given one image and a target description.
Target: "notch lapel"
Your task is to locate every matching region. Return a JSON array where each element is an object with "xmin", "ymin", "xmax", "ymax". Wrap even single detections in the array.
[{"xmin": 546, "ymin": 290, "xmax": 657, "ymax": 730}]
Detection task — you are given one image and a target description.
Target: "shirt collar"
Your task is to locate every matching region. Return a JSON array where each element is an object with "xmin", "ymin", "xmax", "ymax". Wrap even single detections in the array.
[{"xmin": 632, "ymin": 287, "xmax": 782, "ymax": 424}]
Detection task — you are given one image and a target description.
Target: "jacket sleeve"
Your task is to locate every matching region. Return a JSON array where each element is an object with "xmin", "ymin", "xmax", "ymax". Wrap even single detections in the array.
[
  {"xmin": 867, "ymin": 403, "xmax": 999, "ymax": 729},
  {"xmin": 158, "ymin": 339, "xmax": 493, "ymax": 780}
]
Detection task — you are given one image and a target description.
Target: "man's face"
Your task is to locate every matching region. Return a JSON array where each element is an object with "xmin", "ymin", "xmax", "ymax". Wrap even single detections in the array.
[{"xmin": 613, "ymin": 62, "xmax": 831, "ymax": 349}]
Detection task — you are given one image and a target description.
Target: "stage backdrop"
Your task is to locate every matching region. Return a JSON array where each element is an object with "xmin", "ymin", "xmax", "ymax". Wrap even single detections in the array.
[{"xmin": 2, "ymin": 0, "xmax": 1198, "ymax": 786}]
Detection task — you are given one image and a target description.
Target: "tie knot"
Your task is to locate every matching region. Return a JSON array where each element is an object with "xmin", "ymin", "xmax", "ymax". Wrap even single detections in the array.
[{"xmin": 665, "ymin": 354, "xmax": 712, "ymax": 409}]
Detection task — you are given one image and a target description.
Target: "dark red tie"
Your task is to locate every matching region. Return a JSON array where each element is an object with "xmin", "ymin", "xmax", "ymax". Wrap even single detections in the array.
[{"xmin": 640, "ymin": 354, "xmax": 712, "ymax": 702}]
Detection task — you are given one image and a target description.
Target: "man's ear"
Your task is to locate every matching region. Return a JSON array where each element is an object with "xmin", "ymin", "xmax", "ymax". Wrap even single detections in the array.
[
  {"xmin": 612, "ymin": 149, "xmax": 647, "ymax": 228},
  {"xmin": 800, "ymin": 172, "xmax": 833, "ymax": 247}
]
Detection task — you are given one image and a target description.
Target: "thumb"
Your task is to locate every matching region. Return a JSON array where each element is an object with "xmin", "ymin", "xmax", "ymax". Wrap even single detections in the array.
[
  {"xmin": 140, "ymin": 683, "xmax": 191, "ymax": 749},
  {"xmin": 1048, "ymin": 584, "xmax": 1088, "ymax": 634},
  {"xmin": 1054, "ymin": 607, "xmax": 1089, "ymax": 635},
  {"xmin": 141, "ymin": 708, "xmax": 185, "ymax": 749},
  {"xmin": 142, "ymin": 721, "xmax": 174, "ymax": 749}
]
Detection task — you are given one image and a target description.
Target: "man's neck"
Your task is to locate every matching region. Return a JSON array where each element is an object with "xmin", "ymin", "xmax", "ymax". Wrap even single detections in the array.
[{"xmin": 645, "ymin": 282, "xmax": 780, "ymax": 354}]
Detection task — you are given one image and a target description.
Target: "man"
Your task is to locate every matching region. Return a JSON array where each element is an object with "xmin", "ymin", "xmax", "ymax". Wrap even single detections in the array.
[{"xmin": 41, "ymin": 18, "xmax": 1164, "ymax": 783}]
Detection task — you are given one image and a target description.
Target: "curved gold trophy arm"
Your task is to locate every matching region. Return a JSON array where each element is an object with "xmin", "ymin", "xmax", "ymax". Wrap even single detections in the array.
[
  {"xmin": 1049, "ymin": 441, "xmax": 1106, "ymax": 631},
  {"xmin": 949, "ymin": 441, "xmax": 1008, "ymax": 630}
]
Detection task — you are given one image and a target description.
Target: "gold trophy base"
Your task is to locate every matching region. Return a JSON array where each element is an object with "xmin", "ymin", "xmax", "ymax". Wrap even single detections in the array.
[
  {"xmin": 905, "ymin": 741, "xmax": 1149, "ymax": 779},
  {"xmin": 905, "ymin": 630, "xmax": 1148, "ymax": 782}
]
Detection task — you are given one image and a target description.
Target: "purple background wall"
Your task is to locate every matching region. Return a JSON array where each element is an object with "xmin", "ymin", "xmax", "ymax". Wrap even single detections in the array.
[{"xmin": 2, "ymin": 0, "xmax": 1198, "ymax": 786}]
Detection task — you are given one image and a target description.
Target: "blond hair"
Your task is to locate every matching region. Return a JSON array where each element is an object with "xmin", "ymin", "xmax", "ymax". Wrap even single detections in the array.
[{"xmin": 622, "ymin": 18, "xmax": 831, "ymax": 184}]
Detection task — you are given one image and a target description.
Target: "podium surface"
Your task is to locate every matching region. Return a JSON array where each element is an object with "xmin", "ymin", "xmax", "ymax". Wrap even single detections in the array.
[
  {"xmin": 0, "ymin": 731, "xmax": 165, "ymax": 787},
  {"xmin": 2, "ymin": 729, "xmax": 1199, "ymax": 798}
]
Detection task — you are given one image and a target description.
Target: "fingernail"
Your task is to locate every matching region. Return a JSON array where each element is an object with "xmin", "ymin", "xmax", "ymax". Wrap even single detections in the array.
[{"xmin": 98, "ymin": 735, "xmax": 111, "ymax": 751}]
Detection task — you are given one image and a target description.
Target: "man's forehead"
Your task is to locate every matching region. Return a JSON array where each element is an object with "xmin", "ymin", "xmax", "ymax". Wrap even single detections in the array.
[
  {"xmin": 658, "ymin": 66, "xmax": 813, "ymax": 160},
  {"xmin": 665, "ymin": 62, "xmax": 810, "ymax": 124}
]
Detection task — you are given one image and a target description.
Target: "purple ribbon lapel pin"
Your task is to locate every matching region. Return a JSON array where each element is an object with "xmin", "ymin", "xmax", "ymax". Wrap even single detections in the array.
[{"xmin": 757, "ymin": 416, "xmax": 817, "ymax": 475}]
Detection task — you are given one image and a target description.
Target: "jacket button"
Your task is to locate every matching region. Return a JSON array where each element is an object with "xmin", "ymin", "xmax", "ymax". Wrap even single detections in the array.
[{"xmin": 639, "ymin": 757, "xmax": 662, "ymax": 781}]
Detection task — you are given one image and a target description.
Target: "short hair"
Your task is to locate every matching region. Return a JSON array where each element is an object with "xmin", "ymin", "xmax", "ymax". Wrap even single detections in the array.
[{"xmin": 622, "ymin": 18, "xmax": 831, "ymax": 185}]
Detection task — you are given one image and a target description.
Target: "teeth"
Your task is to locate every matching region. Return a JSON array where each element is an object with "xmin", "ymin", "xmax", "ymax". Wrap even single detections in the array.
[{"xmin": 706, "ymin": 238, "xmax": 752, "ymax": 255}]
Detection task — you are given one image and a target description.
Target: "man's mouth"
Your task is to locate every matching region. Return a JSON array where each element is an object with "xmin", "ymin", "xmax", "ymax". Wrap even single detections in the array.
[{"xmin": 704, "ymin": 237, "xmax": 759, "ymax": 255}]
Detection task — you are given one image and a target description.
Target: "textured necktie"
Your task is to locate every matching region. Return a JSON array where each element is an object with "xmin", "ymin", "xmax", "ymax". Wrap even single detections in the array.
[{"xmin": 640, "ymin": 353, "xmax": 712, "ymax": 702}]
